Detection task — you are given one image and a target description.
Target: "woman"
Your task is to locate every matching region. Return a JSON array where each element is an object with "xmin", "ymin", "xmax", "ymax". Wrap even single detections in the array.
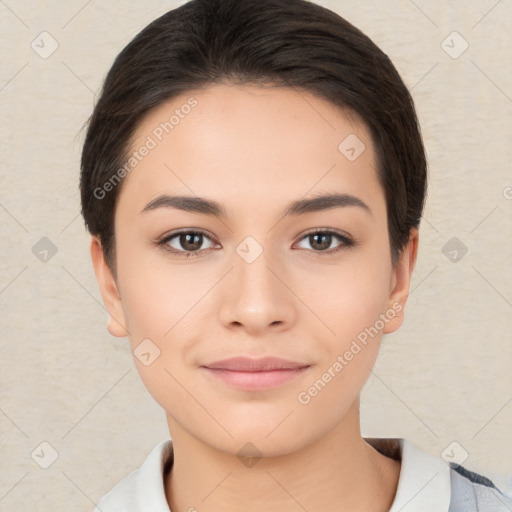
[{"xmin": 80, "ymin": 0, "xmax": 512, "ymax": 510}]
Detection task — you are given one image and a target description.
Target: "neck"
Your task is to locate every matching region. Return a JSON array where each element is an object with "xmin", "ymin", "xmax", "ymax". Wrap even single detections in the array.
[{"xmin": 164, "ymin": 402, "xmax": 400, "ymax": 512}]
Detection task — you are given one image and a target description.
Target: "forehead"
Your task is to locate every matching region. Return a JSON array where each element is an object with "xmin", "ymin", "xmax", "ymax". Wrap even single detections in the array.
[{"xmin": 118, "ymin": 84, "xmax": 384, "ymax": 220}]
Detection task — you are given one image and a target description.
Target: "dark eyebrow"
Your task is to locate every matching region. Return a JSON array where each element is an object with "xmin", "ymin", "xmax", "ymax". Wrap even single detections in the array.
[
  {"xmin": 140, "ymin": 193, "xmax": 371, "ymax": 217},
  {"xmin": 141, "ymin": 195, "xmax": 227, "ymax": 217},
  {"xmin": 284, "ymin": 193, "xmax": 371, "ymax": 216}
]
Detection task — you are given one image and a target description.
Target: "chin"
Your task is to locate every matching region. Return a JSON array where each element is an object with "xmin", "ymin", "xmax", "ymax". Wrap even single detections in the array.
[{"xmin": 213, "ymin": 432, "xmax": 308, "ymax": 461}]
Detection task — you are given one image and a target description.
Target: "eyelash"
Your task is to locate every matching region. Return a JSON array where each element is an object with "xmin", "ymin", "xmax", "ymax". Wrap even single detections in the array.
[{"xmin": 156, "ymin": 228, "xmax": 355, "ymax": 258}]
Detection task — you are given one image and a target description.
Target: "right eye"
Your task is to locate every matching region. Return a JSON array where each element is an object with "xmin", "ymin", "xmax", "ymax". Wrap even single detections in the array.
[{"xmin": 157, "ymin": 230, "xmax": 218, "ymax": 257}]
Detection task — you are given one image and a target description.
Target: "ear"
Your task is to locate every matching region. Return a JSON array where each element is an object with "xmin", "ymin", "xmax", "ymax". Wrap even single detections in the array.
[
  {"xmin": 90, "ymin": 236, "xmax": 129, "ymax": 338},
  {"xmin": 382, "ymin": 229, "xmax": 419, "ymax": 334}
]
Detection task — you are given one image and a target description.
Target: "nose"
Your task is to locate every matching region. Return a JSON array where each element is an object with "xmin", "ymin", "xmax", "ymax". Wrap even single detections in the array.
[{"xmin": 218, "ymin": 244, "xmax": 297, "ymax": 335}]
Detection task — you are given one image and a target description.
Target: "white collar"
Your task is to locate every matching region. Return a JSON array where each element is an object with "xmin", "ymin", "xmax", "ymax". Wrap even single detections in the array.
[
  {"xmin": 96, "ymin": 437, "xmax": 452, "ymax": 512},
  {"xmin": 366, "ymin": 438, "xmax": 451, "ymax": 511}
]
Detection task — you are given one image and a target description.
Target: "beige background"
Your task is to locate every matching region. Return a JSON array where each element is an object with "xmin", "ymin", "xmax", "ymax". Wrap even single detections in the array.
[{"xmin": 1, "ymin": 0, "xmax": 511, "ymax": 510}]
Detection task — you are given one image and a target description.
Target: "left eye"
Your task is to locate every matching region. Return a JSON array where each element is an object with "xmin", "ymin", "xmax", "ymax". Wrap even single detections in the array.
[{"xmin": 295, "ymin": 230, "xmax": 352, "ymax": 252}]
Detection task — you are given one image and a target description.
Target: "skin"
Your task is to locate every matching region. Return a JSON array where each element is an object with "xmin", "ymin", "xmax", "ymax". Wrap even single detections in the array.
[{"xmin": 91, "ymin": 83, "xmax": 418, "ymax": 512}]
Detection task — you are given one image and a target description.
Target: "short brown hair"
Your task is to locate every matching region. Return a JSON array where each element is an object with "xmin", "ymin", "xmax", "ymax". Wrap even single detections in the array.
[{"xmin": 80, "ymin": 0, "xmax": 427, "ymax": 271}]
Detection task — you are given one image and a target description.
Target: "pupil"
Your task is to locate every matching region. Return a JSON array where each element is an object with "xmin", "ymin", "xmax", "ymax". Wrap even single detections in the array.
[
  {"xmin": 183, "ymin": 233, "xmax": 201, "ymax": 250},
  {"xmin": 312, "ymin": 233, "xmax": 330, "ymax": 250}
]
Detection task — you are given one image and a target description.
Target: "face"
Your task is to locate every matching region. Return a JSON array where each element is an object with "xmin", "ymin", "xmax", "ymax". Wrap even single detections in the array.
[{"xmin": 92, "ymin": 84, "xmax": 417, "ymax": 457}]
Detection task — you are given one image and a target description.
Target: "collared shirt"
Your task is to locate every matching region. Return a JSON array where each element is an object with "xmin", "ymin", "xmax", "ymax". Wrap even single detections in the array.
[{"xmin": 94, "ymin": 437, "xmax": 512, "ymax": 511}]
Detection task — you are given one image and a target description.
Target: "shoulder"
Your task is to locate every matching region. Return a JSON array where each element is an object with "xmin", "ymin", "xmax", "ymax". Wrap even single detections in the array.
[
  {"xmin": 93, "ymin": 439, "xmax": 173, "ymax": 512},
  {"xmin": 448, "ymin": 463, "xmax": 512, "ymax": 512},
  {"xmin": 93, "ymin": 467, "xmax": 141, "ymax": 512},
  {"xmin": 367, "ymin": 437, "xmax": 512, "ymax": 512}
]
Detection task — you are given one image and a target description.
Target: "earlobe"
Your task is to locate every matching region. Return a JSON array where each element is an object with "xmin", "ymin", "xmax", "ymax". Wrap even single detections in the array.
[
  {"xmin": 383, "ymin": 229, "xmax": 419, "ymax": 334},
  {"xmin": 90, "ymin": 236, "xmax": 129, "ymax": 338}
]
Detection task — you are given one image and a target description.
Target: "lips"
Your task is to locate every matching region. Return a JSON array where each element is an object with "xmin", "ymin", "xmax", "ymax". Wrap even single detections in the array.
[
  {"xmin": 203, "ymin": 356, "xmax": 309, "ymax": 372},
  {"xmin": 201, "ymin": 357, "xmax": 311, "ymax": 391}
]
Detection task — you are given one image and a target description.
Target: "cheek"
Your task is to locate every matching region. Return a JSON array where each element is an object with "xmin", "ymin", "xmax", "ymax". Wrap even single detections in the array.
[
  {"xmin": 116, "ymin": 241, "xmax": 198, "ymax": 340},
  {"xmin": 295, "ymin": 248, "xmax": 392, "ymax": 403},
  {"xmin": 114, "ymin": 242, "xmax": 215, "ymax": 400},
  {"xmin": 297, "ymin": 251, "xmax": 392, "ymax": 341},
  {"xmin": 292, "ymin": 262, "xmax": 392, "ymax": 426}
]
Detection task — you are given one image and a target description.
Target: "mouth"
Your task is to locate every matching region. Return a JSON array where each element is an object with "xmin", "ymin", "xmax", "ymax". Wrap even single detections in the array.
[{"xmin": 200, "ymin": 356, "xmax": 311, "ymax": 391}]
